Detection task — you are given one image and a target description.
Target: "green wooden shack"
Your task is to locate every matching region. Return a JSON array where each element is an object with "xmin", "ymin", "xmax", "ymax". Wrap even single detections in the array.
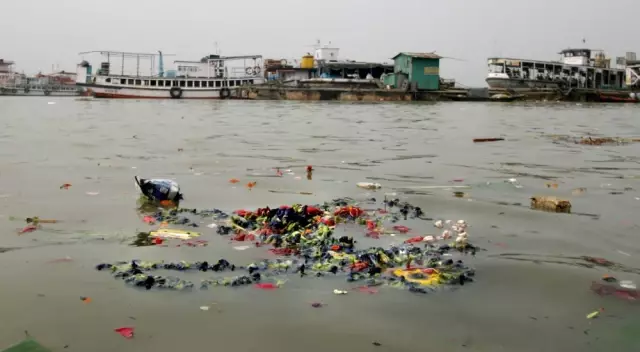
[{"xmin": 383, "ymin": 52, "xmax": 441, "ymax": 91}]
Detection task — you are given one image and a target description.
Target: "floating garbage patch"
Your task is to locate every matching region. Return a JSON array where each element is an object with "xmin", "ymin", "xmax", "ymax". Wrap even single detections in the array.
[{"xmin": 98, "ymin": 198, "xmax": 478, "ymax": 295}]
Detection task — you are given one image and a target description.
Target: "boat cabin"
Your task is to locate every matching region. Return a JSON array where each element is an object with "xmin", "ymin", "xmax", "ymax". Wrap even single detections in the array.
[{"xmin": 488, "ymin": 48, "xmax": 627, "ymax": 90}]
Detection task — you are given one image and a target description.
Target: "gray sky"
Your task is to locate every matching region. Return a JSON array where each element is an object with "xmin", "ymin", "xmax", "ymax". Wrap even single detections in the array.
[{"xmin": 1, "ymin": 0, "xmax": 637, "ymax": 85}]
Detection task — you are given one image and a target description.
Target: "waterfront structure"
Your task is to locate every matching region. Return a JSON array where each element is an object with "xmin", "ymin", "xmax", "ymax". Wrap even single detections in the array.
[{"xmin": 383, "ymin": 52, "xmax": 442, "ymax": 90}]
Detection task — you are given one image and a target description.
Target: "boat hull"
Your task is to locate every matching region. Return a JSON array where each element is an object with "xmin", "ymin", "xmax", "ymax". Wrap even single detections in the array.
[
  {"xmin": 79, "ymin": 84, "xmax": 250, "ymax": 99},
  {"xmin": 486, "ymin": 77, "xmax": 561, "ymax": 89}
]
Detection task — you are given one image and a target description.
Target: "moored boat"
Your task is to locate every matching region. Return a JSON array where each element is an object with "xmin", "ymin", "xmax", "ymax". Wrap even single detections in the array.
[
  {"xmin": 487, "ymin": 48, "xmax": 629, "ymax": 90},
  {"xmin": 76, "ymin": 51, "xmax": 264, "ymax": 99}
]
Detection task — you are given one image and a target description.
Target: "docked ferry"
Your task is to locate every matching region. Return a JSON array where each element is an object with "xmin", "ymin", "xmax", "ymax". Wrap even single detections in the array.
[
  {"xmin": 76, "ymin": 51, "xmax": 264, "ymax": 99},
  {"xmin": 486, "ymin": 48, "xmax": 629, "ymax": 90}
]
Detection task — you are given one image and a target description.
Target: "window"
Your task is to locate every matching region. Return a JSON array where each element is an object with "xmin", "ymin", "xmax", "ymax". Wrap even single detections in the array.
[
  {"xmin": 187, "ymin": 81, "xmax": 193, "ymax": 88},
  {"xmin": 120, "ymin": 79, "xmax": 126, "ymax": 84},
  {"xmin": 151, "ymin": 80, "xmax": 157, "ymax": 87},
  {"xmin": 128, "ymin": 79, "xmax": 134, "ymax": 85},
  {"xmin": 166, "ymin": 81, "xmax": 172, "ymax": 87},
  {"xmin": 144, "ymin": 80, "xmax": 149, "ymax": 86},
  {"xmin": 229, "ymin": 80, "xmax": 235, "ymax": 87},
  {"xmin": 179, "ymin": 81, "xmax": 185, "ymax": 87},
  {"xmin": 105, "ymin": 78, "xmax": 111, "ymax": 83},
  {"xmin": 236, "ymin": 80, "xmax": 241, "ymax": 86},
  {"xmin": 135, "ymin": 79, "xmax": 141, "ymax": 85},
  {"xmin": 215, "ymin": 80, "xmax": 221, "ymax": 87},
  {"xmin": 249, "ymin": 79, "xmax": 254, "ymax": 84},
  {"xmin": 194, "ymin": 81, "xmax": 200, "ymax": 88},
  {"xmin": 208, "ymin": 81, "xmax": 214, "ymax": 88}
]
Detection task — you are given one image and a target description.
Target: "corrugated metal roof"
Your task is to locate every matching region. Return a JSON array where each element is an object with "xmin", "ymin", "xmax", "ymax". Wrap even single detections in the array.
[{"xmin": 392, "ymin": 52, "xmax": 442, "ymax": 59}]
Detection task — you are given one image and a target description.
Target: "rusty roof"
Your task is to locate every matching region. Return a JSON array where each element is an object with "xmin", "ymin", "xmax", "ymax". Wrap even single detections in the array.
[{"xmin": 392, "ymin": 52, "xmax": 442, "ymax": 60}]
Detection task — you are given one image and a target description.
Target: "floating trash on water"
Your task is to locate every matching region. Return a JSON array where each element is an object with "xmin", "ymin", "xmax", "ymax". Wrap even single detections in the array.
[
  {"xmin": 200, "ymin": 306, "xmax": 210, "ymax": 311},
  {"xmin": 530, "ymin": 196, "xmax": 572, "ymax": 213},
  {"xmin": 473, "ymin": 138, "xmax": 504, "ymax": 143},
  {"xmin": 59, "ymin": 183, "xmax": 72, "ymax": 190},
  {"xmin": 150, "ymin": 229, "xmax": 200, "ymax": 240},
  {"xmin": 47, "ymin": 101, "xmax": 56, "ymax": 105},
  {"xmin": 233, "ymin": 246, "xmax": 250, "ymax": 251},
  {"xmin": 134, "ymin": 176, "xmax": 183, "ymax": 203},
  {"xmin": 114, "ymin": 327, "xmax": 134, "ymax": 339},
  {"xmin": 80, "ymin": 296, "xmax": 92, "ymax": 303},
  {"xmin": 333, "ymin": 289, "xmax": 348, "ymax": 295},
  {"xmin": 357, "ymin": 182, "xmax": 382, "ymax": 190},
  {"xmin": 586, "ymin": 310, "xmax": 600, "ymax": 319},
  {"xmin": 617, "ymin": 250, "xmax": 631, "ymax": 257},
  {"xmin": 86, "ymin": 192, "xmax": 100, "ymax": 196},
  {"xmin": 506, "ymin": 178, "xmax": 523, "ymax": 188},
  {"xmin": 206, "ymin": 223, "xmax": 218, "ymax": 228},
  {"xmin": 620, "ymin": 281, "xmax": 637, "ymax": 290}
]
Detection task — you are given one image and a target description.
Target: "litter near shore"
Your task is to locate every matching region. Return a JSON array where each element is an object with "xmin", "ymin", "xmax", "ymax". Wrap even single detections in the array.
[{"xmin": 97, "ymin": 198, "xmax": 478, "ymax": 295}]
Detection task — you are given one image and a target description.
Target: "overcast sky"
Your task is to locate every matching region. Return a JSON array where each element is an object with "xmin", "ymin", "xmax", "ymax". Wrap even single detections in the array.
[{"xmin": 1, "ymin": 0, "xmax": 637, "ymax": 85}]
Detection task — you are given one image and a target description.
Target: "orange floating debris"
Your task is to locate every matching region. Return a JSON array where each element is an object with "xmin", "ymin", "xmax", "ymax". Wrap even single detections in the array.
[
  {"xmin": 60, "ymin": 183, "xmax": 72, "ymax": 190},
  {"xmin": 229, "ymin": 178, "xmax": 240, "ymax": 184},
  {"xmin": 246, "ymin": 181, "xmax": 257, "ymax": 190}
]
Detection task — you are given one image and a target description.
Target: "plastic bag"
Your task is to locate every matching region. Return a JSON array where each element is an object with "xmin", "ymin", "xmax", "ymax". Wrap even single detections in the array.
[{"xmin": 134, "ymin": 176, "xmax": 183, "ymax": 202}]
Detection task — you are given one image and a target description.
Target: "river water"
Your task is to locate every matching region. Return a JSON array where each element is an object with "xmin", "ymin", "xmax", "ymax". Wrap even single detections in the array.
[{"xmin": 1, "ymin": 97, "xmax": 640, "ymax": 351}]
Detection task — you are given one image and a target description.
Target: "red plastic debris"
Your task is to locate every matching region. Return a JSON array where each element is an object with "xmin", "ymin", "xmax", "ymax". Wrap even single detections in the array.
[
  {"xmin": 152, "ymin": 238, "xmax": 164, "ymax": 245},
  {"xmin": 234, "ymin": 209, "xmax": 250, "ymax": 217},
  {"xmin": 366, "ymin": 220, "xmax": 376, "ymax": 230},
  {"xmin": 365, "ymin": 231, "xmax": 380, "ymax": 239},
  {"xmin": 377, "ymin": 209, "xmax": 388, "ymax": 214},
  {"xmin": 306, "ymin": 206, "xmax": 323, "ymax": 216},
  {"xmin": 404, "ymin": 236, "xmax": 423, "ymax": 244},
  {"xmin": 254, "ymin": 283, "xmax": 278, "ymax": 290},
  {"xmin": 334, "ymin": 206, "xmax": 364, "ymax": 218},
  {"xmin": 321, "ymin": 218, "xmax": 336, "ymax": 226},
  {"xmin": 18, "ymin": 225, "xmax": 37, "ymax": 234},
  {"xmin": 232, "ymin": 233, "xmax": 256, "ymax": 242},
  {"xmin": 306, "ymin": 165, "xmax": 314, "ymax": 172},
  {"xmin": 357, "ymin": 286, "xmax": 378, "ymax": 294},
  {"xmin": 60, "ymin": 183, "xmax": 72, "ymax": 190},
  {"xmin": 392, "ymin": 225, "xmax": 411, "ymax": 234},
  {"xmin": 142, "ymin": 216, "xmax": 155, "ymax": 224},
  {"xmin": 114, "ymin": 327, "xmax": 135, "ymax": 339},
  {"xmin": 269, "ymin": 248, "xmax": 296, "ymax": 256},
  {"xmin": 330, "ymin": 245, "xmax": 341, "ymax": 251},
  {"xmin": 351, "ymin": 261, "xmax": 369, "ymax": 272}
]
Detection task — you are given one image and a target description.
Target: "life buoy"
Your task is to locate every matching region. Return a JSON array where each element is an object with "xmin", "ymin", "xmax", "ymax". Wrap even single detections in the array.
[
  {"xmin": 253, "ymin": 66, "xmax": 261, "ymax": 75},
  {"xmin": 245, "ymin": 67, "xmax": 253, "ymax": 75},
  {"xmin": 170, "ymin": 87, "xmax": 182, "ymax": 99},
  {"xmin": 219, "ymin": 88, "xmax": 231, "ymax": 99}
]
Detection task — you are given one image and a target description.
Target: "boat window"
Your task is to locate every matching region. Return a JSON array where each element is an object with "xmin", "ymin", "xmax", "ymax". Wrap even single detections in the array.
[
  {"xmin": 208, "ymin": 81, "xmax": 214, "ymax": 88},
  {"xmin": 150, "ymin": 80, "xmax": 157, "ymax": 87},
  {"xmin": 144, "ymin": 80, "xmax": 149, "ymax": 86},
  {"xmin": 127, "ymin": 79, "xmax": 134, "ymax": 85},
  {"xmin": 249, "ymin": 79, "xmax": 254, "ymax": 84},
  {"xmin": 229, "ymin": 80, "xmax": 235, "ymax": 87},
  {"xmin": 236, "ymin": 80, "xmax": 242, "ymax": 86},
  {"xmin": 120, "ymin": 78, "xmax": 126, "ymax": 84},
  {"xmin": 179, "ymin": 81, "xmax": 185, "ymax": 87},
  {"xmin": 187, "ymin": 81, "xmax": 193, "ymax": 88},
  {"xmin": 194, "ymin": 81, "xmax": 200, "ymax": 88},
  {"xmin": 105, "ymin": 78, "xmax": 111, "ymax": 83},
  {"xmin": 135, "ymin": 79, "xmax": 141, "ymax": 85},
  {"xmin": 215, "ymin": 81, "xmax": 221, "ymax": 87},
  {"xmin": 489, "ymin": 64, "xmax": 504, "ymax": 73},
  {"xmin": 166, "ymin": 81, "xmax": 172, "ymax": 87}
]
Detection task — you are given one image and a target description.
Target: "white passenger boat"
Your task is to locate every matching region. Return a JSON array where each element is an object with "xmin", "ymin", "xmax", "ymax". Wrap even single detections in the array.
[
  {"xmin": 75, "ymin": 51, "xmax": 264, "ymax": 99},
  {"xmin": 486, "ymin": 48, "xmax": 630, "ymax": 90}
]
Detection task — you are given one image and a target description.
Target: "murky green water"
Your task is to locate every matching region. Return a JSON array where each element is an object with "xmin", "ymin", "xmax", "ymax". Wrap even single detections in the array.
[{"xmin": 1, "ymin": 97, "xmax": 640, "ymax": 351}]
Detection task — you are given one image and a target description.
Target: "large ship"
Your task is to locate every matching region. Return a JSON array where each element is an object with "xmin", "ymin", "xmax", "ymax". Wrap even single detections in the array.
[
  {"xmin": 486, "ymin": 48, "xmax": 637, "ymax": 90},
  {"xmin": 75, "ymin": 51, "xmax": 264, "ymax": 99}
]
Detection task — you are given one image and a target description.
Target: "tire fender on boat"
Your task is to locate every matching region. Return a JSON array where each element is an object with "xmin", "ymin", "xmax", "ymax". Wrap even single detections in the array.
[
  {"xmin": 219, "ymin": 88, "xmax": 231, "ymax": 99},
  {"xmin": 170, "ymin": 87, "xmax": 183, "ymax": 99}
]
